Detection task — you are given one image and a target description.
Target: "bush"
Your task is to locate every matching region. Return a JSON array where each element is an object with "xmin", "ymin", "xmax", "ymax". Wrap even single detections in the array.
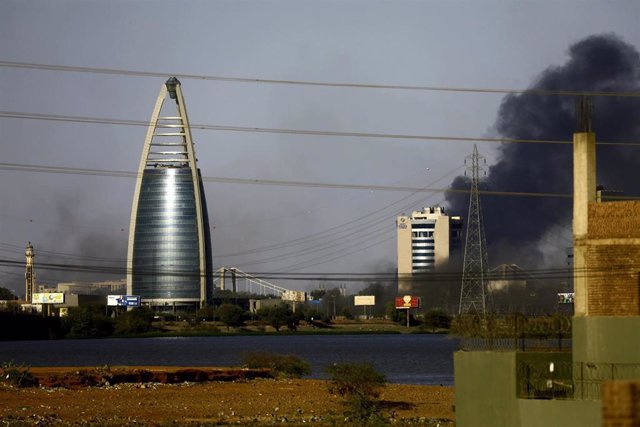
[
  {"xmin": 0, "ymin": 361, "xmax": 38, "ymax": 387},
  {"xmin": 63, "ymin": 306, "xmax": 114, "ymax": 338},
  {"xmin": 326, "ymin": 362, "xmax": 387, "ymax": 426},
  {"xmin": 422, "ymin": 309, "xmax": 452, "ymax": 331},
  {"xmin": 242, "ymin": 352, "xmax": 310, "ymax": 378},
  {"xmin": 257, "ymin": 304, "xmax": 301, "ymax": 331},
  {"xmin": 301, "ymin": 308, "xmax": 331, "ymax": 324},
  {"xmin": 114, "ymin": 307, "xmax": 155, "ymax": 334},
  {"xmin": 216, "ymin": 304, "xmax": 245, "ymax": 329}
]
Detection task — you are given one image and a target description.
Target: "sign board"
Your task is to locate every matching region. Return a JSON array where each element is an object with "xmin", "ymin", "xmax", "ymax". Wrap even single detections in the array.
[
  {"xmin": 354, "ymin": 295, "xmax": 375, "ymax": 306},
  {"xmin": 32, "ymin": 293, "xmax": 64, "ymax": 304},
  {"xmin": 395, "ymin": 295, "xmax": 421, "ymax": 309},
  {"xmin": 557, "ymin": 293, "xmax": 574, "ymax": 304},
  {"xmin": 281, "ymin": 290, "xmax": 307, "ymax": 302},
  {"xmin": 107, "ymin": 295, "xmax": 141, "ymax": 307},
  {"xmin": 59, "ymin": 307, "xmax": 69, "ymax": 317}
]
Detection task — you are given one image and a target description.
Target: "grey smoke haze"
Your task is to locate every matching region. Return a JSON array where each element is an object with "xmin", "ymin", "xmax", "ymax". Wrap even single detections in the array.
[{"xmin": 446, "ymin": 34, "xmax": 640, "ymax": 268}]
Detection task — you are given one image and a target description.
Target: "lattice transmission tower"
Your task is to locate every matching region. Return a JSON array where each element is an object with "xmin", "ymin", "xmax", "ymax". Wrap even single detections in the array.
[{"xmin": 459, "ymin": 145, "xmax": 489, "ymax": 315}]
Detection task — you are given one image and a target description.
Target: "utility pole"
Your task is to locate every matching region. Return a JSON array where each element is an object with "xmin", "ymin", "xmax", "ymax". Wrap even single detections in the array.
[{"xmin": 459, "ymin": 145, "xmax": 489, "ymax": 315}]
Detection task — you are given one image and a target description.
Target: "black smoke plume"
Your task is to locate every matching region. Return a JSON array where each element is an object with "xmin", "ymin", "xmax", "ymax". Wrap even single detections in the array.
[{"xmin": 446, "ymin": 34, "xmax": 640, "ymax": 268}]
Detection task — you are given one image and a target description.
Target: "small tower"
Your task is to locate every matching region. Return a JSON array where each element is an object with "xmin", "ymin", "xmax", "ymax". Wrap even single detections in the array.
[{"xmin": 25, "ymin": 242, "xmax": 35, "ymax": 303}]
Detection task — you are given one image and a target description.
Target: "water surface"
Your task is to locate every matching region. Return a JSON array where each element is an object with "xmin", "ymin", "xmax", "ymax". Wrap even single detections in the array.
[{"xmin": 0, "ymin": 334, "xmax": 458, "ymax": 385}]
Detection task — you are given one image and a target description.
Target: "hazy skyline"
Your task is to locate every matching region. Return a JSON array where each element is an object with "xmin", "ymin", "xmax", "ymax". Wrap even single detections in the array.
[{"xmin": 2, "ymin": 0, "xmax": 639, "ymax": 296}]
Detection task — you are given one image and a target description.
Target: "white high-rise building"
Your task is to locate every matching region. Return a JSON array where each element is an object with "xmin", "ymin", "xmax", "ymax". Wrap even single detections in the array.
[{"xmin": 396, "ymin": 206, "xmax": 462, "ymax": 292}]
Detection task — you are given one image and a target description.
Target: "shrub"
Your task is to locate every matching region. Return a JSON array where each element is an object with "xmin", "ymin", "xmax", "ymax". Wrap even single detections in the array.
[
  {"xmin": 63, "ymin": 306, "xmax": 114, "ymax": 338},
  {"xmin": 216, "ymin": 304, "xmax": 245, "ymax": 329},
  {"xmin": 114, "ymin": 307, "xmax": 155, "ymax": 334},
  {"xmin": 0, "ymin": 361, "xmax": 38, "ymax": 387},
  {"xmin": 257, "ymin": 304, "xmax": 301, "ymax": 331},
  {"xmin": 326, "ymin": 362, "xmax": 387, "ymax": 425},
  {"xmin": 242, "ymin": 352, "xmax": 310, "ymax": 378},
  {"xmin": 422, "ymin": 309, "xmax": 452, "ymax": 331}
]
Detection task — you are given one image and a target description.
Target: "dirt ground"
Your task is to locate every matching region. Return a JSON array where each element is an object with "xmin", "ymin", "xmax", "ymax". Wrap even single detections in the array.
[{"xmin": 0, "ymin": 367, "xmax": 455, "ymax": 426}]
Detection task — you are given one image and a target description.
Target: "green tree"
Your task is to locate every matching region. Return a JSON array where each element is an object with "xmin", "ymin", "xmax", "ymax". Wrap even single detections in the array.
[
  {"xmin": 309, "ymin": 289, "xmax": 326, "ymax": 300},
  {"xmin": 301, "ymin": 306, "xmax": 331, "ymax": 324},
  {"xmin": 359, "ymin": 282, "xmax": 396, "ymax": 317},
  {"xmin": 63, "ymin": 306, "xmax": 114, "ymax": 338},
  {"xmin": 385, "ymin": 302, "xmax": 405, "ymax": 323},
  {"xmin": 422, "ymin": 309, "xmax": 452, "ymax": 331},
  {"xmin": 114, "ymin": 307, "xmax": 155, "ymax": 334},
  {"xmin": 216, "ymin": 304, "xmax": 244, "ymax": 330},
  {"xmin": 196, "ymin": 305, "xmax": 216, "ymax": 321},
  {"xmin": 0, "ymin": 287, "xmax": 17, "ymax": 300},
  {"xmin": 257, "ymin": 304, "xmax": 301, "ymax": 331},
  {"xmin": 326, "ymin": 362, "xmax": 387, "ymax": 425}
]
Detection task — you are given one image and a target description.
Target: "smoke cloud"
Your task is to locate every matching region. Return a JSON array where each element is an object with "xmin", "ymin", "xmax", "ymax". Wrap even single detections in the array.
[{"xmin": 446, "ymin": 34, "xmax": 640, "ymax": 268}]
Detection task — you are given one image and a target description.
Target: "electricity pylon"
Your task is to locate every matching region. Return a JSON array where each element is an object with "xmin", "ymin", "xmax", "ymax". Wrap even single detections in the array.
[{"xmin": 459, "ymin": 144, "xmax": 489, "ymax": 315}]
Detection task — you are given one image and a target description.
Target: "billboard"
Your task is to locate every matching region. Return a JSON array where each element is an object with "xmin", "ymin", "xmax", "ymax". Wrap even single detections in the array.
[
  {"xmin": 282, "ymin": 290, "xmax": 307, "ymax": 302},
  {"xmin": 557, "ymin": 293, "xmax": 575, "ymax": 304},
  {"xmin": 395, "ymin": 295, "xmax": 421, "ymax": 309},
  {"xmin": 107, "ymin": 295, "xmax": 141, "ymax": 307},
  {"xmin": 354, "ymin": 295, "xmax": 375, "ymax": 306},
  {"xmin": 32, "ymin": 293, "xmax": 64, "ymax": 304}
]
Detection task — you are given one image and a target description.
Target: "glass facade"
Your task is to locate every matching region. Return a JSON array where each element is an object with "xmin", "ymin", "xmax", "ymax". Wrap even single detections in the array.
[{"xmin": 131, "ymin": 167, "xmax": 209, "ymax": 300}]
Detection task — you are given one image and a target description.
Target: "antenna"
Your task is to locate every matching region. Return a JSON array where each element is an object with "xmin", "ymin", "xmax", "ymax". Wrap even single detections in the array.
[{"xmin": 459, "ymin": 145, "xmax": 489, "ymax": 315}]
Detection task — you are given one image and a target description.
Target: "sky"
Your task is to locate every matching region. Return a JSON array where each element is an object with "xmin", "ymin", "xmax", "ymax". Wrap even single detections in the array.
[{"xmin": 1, "ymin": 0, "xmax": 639, "ymax": 297}]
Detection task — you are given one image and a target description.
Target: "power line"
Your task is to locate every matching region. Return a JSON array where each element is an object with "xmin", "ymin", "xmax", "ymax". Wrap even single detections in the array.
[
  {"xmin": 2, "ymin": 60, "xmax": 640, "ymax": 98},
  {"xmin": 3, "ymin": 110, "xmax": 640, "ymax": 147},
  {"xmin": 0, "ymin": 257, "xmax": 634, "ymax": 284},
  {"xmin": 216, "ymin": 166, "xmax": 459, "ymax": 259},
  {"xmin": 0, "ymin": 161, "xmax": 579, "ymax": 198}
]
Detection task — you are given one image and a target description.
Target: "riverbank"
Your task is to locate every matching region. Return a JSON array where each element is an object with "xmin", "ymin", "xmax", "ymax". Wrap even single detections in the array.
[
  {"xmin": 0, "ymin": 367, "xmax": 455, "ymax": 426},
  {"xmin": 146, "ymin": 318, "xmax": 449, "ymax": 338}
]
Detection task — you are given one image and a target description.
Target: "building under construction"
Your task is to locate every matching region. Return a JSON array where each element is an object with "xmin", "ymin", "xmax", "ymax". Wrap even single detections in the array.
[{"xmin": 454, "ymin": 108, "xmax": 640, "ymax": 426}]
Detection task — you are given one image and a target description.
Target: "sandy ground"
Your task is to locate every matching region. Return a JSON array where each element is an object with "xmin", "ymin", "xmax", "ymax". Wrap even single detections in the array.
[{"xmin": 0, "ymin": 367, "xmax": 455, "ymax": 426}]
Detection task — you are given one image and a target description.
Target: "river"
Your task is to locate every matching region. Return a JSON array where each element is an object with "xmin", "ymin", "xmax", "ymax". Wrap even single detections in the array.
[{"xmin": 0, "ymin": 334, "xmax": 458, "ymax": 385}]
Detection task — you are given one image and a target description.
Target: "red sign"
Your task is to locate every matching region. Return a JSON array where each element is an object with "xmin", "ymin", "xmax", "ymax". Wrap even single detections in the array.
[{"xmin": 395, "ymin": 295, "xmax": 421, "ymax": 309}]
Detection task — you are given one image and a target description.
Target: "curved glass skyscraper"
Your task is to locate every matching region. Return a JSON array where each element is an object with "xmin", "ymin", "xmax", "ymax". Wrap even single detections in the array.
[{"xmin": 127, "ymin": 77, "xmax": 212, "ymax": 308}]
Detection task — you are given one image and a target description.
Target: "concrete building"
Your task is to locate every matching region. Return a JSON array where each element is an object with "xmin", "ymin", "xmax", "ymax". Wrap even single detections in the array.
[
  {"xmin": 126, "ymin": 77, "xmax": 213, "ymax": 310},
  {"xmin": 396, "ymin": 206, "xmax": 462, "ymax": 292},
  {"xmin": 56, "ymin": 279, "xmax": 126, "ymax": 296},
  {"xmin": 454, "ymin": 129, "xmax": 640, "ymax": 426}
]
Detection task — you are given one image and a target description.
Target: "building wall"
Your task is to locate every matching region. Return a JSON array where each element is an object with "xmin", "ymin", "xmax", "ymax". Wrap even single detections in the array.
[
  {"xmin": 454, "ymin": 351, "xmax": 521, "ymax": 427},
  {"xmin": 602, "ymin": 380, "xmax": 640, "ymax": 427},
  {"xmin": 588, "ymin": 201, "xmax": 640, "ymax": 239},
  {"xmin": 573, "ymin": 317, "xmax": 640, "ymax": 364},
  {"xmin": 584, "ymin": 201, "xmax": 640, "ymax": 316},
  {"xmin": 455, "ymin": 351, "xmax": 601, "ymax": 427},
  {"xmin": 584, "ymin": 242, "xmax": 640, "ymax": 315}
]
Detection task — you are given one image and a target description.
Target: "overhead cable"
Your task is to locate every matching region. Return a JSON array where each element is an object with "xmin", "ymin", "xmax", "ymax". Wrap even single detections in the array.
[
  {"xmin": 3, "ymin": 111, "xmax": 640, "ymax": 147},
  {"xmin": 0, "ymin": 162, "xmax": 577, "ymax": 198},
  {"xmin": 2, "ymin": 60, "xmax": 640, "ymax": 98}
]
